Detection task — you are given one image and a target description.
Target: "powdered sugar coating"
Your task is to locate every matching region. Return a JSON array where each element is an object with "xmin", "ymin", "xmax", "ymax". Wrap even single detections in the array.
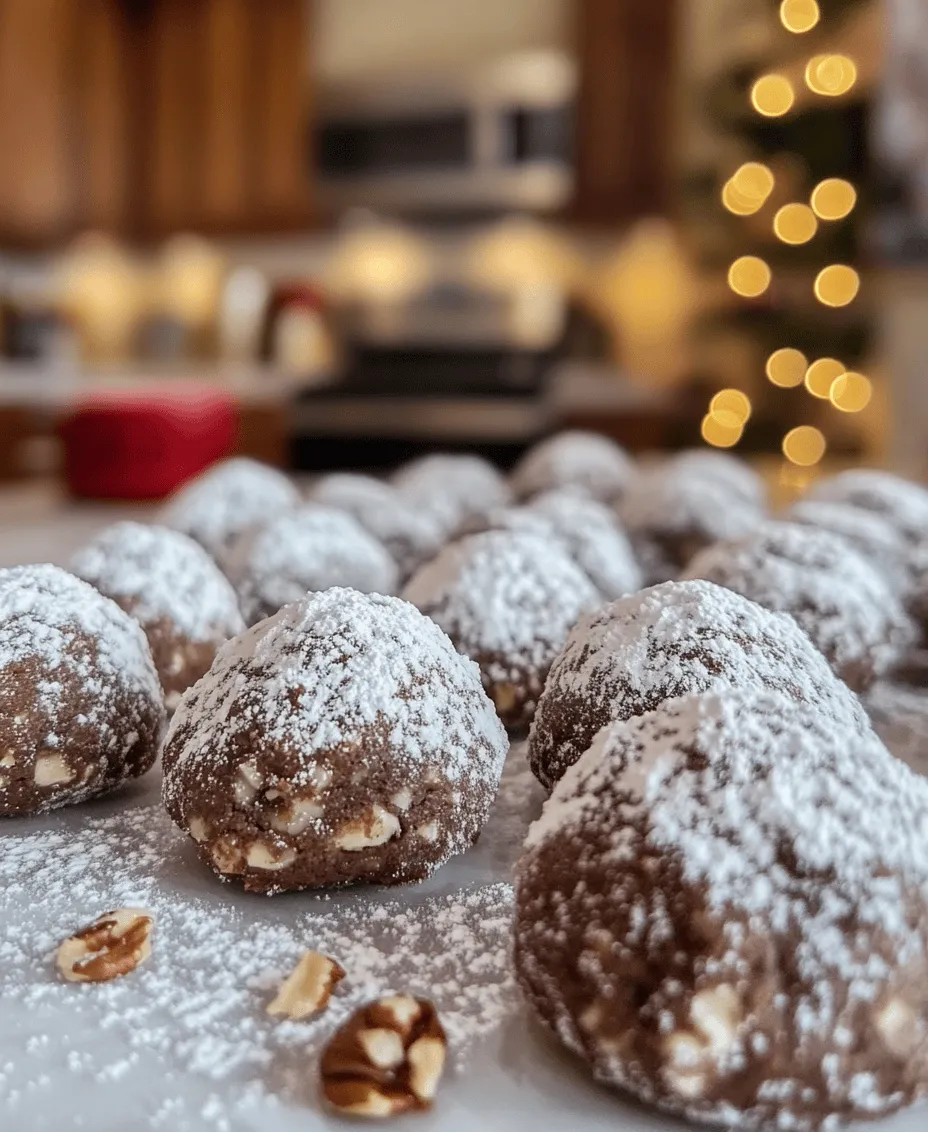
[
  {"xmin": 70, "ymin": 522, "xmax": 244, "ymax": 644},
  {"xmin": 0, "ymin": 564, "xmax": 164, "ymax": 815},
  {"xmin": 904, "ymin": 548, "xmax": 928, "ymax": 628},
  {"xmin": 392, "ymin": 453, "xmax": 512, "ymax": 540},
  {"xmin": 224, "ymin": 504, "xmax": 399, "ymax": 625},
  {"xmin": 464, "ymin": 491, "xmax": 642, "ymax": 601},
  {"xmin": 669, "ymin": 449, "xmax": 767, "ymax": 506},
  {"xmin": 619, "ymin": 466, "xmax": 765, "ymax": 584},
  {"xmin": 807, "ymin": 469, "xmax": 928, "ymax": 547},
  {"xmin": 404, "ymin": 530, "xmax": 601, "ymax": 730},
  {"xmin": 787, "ymin": 499, "xmax": 914, "ymax": 591},
  {"xmin": 163, "ymin": 588, "xmax": 508, "ymax": 891},
  {"xmin": 311, "ymin": 472, "xmax": 443, "ymax": 581},
  {"xmin": 528, "ymin": 579, "xmax": 870, "ymax": 790},
  {"xmin": 866, "ymin": 676, "xmax": 928, "ymax": 778},
  {"xmin": 526, "ymin": 491, "xmax": 643, "ymax": 600},
  {"xmin": 516, "ymin": 689, "xmax": 928, "ymax": 1129},
  {"xmin": 510, "ymin": 431, "xmax": 635, "ymax": 503},
  {"xmin": 161, "ymin": 459, "xmax": 300, "ymax": 560},
  {"xmin": 684, "ymin": 521, "xmax": 917, "ymax": 690}
]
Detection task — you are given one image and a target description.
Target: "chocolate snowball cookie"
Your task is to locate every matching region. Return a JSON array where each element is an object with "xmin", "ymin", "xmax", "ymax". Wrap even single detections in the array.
[
  {"xmin": 71, "ymin": 521, "xmax": 245, "ymax": 709},
  {"xmin": 787, "ymin": 499, "xmax": 914, "ymax": 593},
  {"xmin": 0, "ymin": 565, "xmax": 164, "ymax": 817},
  {"xmin": 684, "ymin": 521, "xmax": 917, "ymax": 691},
  {"xmin": 161, "ymin": 458, "xmax": 300, "ymax": 561},
  {"xmin": 463, "ymin": 490, "xmax": 642, "ymax": 602},
  {"xmin": 224, "ymin": 505, "xmax": 399, "ymax": 626},
  {"xmin": 162, "ymin": 588, "xmax": 507, "ymax": 893},
  {"xmin": 311, "ymin": 473, "xmax": 443, "ymax": 582},
  {"xmin": 807, "ymin": 468, "xmax": 928, "ymax": 547},
  {"xmin": 510, "ymin": 430, "xmax": 634, "ymax": 504},
  {"xmin": 515, "ymin": 689, "xmax": 928, "ymax": 1131},
  {"xmin": 392, "ymin": 453, "xmax": 511, "ymax": 541},
  {"xmin": 618, "ymin": 465, "xmax": 765, "ymax": 585},
  {"xmin": 528, "ymin": 579, "xmax": 870, "ymax": 791},
  {"xmin": 668, "ymin": 448, "xmax": 767, "ymax": 507},
  {"xmin": 403, "ymin": 530, "xmax": 601, "ymax": 732}
]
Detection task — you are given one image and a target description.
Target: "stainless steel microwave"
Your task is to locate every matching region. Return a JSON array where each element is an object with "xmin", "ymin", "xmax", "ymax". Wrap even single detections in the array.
[{"xmin": 315, "ymin": 51, "xmax": 576, "ymax": 216}]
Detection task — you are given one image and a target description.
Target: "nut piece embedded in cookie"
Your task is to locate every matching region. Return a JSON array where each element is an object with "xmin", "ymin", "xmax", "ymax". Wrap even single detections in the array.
[
  {"xmin": 320, "ymin": 995, "xmax": 447, "ymax": 1117},
  {"xmin": 57, "ymin": 908, "xmax": 154, "ymax": 983},
  {"xmin": 267, "ymin": 951, "xmax": 345, "ymax": 1020}
]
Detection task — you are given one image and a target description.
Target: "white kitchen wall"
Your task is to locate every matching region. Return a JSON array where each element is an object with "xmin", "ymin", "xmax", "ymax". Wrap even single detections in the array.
[{"xmin": 315, "ymin": 0, "xmax": 572, "ymax": 83}]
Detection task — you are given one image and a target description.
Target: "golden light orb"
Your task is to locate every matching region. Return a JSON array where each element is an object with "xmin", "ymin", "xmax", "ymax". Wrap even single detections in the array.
[
  {"xmin": 751, "ymin": 74, "xmax": 796, "ymax": 117},
  {"xmin": 732, "ymin": 162, "xmax": 776, "ymax": 202},
  {"xmin": 780, "ymin": 0, "xmax": 820, "ymax": 33},
  {"xmin": 728, "ymin": 255, "xmax": 772, "ymax": 298},
  {"xmin": 829, "ymin": 371, "xmax": 873, "ymax": 413},
  {"xmin": 805, "ymin": 357, "xmax": 846, "ymax": 398},
  {"xmin": 810, "ymin": 178, "xmax": 857, "ymax": 221},
  {"xmin": 783, "ymin": 425, "xmax": 827, "ymax": 466},
  {"xmin": 702, "ymin": 412, "xmax": 744, "ymax": 449},
  {"xmin": 710, "ymin": 389, "xmax": 753, "ymax": 425},
  {"xmin": 814, "ymin": 264, "xmax": 860, "ymax": 307},
  {"xmin": 773, "ymin": 203, "xmax": 819, "ymax": 245},
  {"xmin": 722, "ymin": 180, "xmax": 762, "ymax": 216},
  {"xmin": 766, "ymin": 348, "xmax": 808, "ymax": 388},
  {"xmin": 805, "ymin": 54, "xmax": 857, "ymax": 97}
]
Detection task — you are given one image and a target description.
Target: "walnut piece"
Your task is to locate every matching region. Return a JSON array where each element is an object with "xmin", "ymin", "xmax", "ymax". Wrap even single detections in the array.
[
  {"xmin": 662, "ymin": 984, "xmax": 742, "ymax": 1099},
  {"xmin": 335, "ymin": 805, "xmax": 401, "ymax": 851},
  {"xmin": 320, "ymin": 994, "xmax": 447, "ymax": 1118},
  {"xmin": 34, "ymin": 753, "xmax": 75, "ymax": 787},
  {"xmin": 57, "ymin": 908, "xmax": 154, "ymax": 983},
  {"xmin": 266, "ymin": 951, "xmax": 345, "ymax": 1020}
]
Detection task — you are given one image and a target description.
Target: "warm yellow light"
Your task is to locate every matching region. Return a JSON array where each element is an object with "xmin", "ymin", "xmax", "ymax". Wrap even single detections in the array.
[
  {"xmin": 810, "ymin": 179, "xmax": 857, "ymax": 221},
  {"xmin": 830, "ymin": 371, "xmax": 873, "ymax": 413},
  {"xmin": 728, "ymin": 256, "xmax": 772, "ymax": 298},
  {"xmin": 722, "ymin": 180, "xmax": 761, "ymax": 216},
  {"xmin": 710, "ymin": 389, "xmax": 752, "ymax": 425},
  {"xmin": 805, "ymin": 357, "xmax": 846, "ymax": 399},
  {"xmin": 467, "ymin": 217, "xmax": 584, "ymax": 294},
  {"xmin": 805, "ymin": 54, "xmax": 858, "ymax": 97},
  {"xmin": 732, "ymin": 163, "xmax": 776, "ymax": 202},
  {"xmin": 751, "ymin": 74, "xmax": 795, "ymax": 117},
  {"xmin": 766, "ymin": 348, "xmax": 808, "ymax": 388},
  {"xmin": 54, "ymin": 232, "xmax": 146, "ymax": 361},
  {"xmin": 325, "ymin": 220, "xmax": 433, "ymax": 303},
  {"xmin": 773, "ymin": 203, "xmax": 819, "ymax": 245},
  {"xmin": 783, "ymin": 425, "xmax": 827, "ymax": 466},
  {"xmin": 780, "ymin": 0, "xmax": 820, "ymax": 33},
  {"xmin": 159, "ymin": 234, "xmax": 226, "ymax": 325},
  {"xmin": 702, "ymin": 412, "xmax": 743, "ymax": 449},
  {"xmin": 814, "ymin": 264, "xmax": 860, "ymax": 307}
]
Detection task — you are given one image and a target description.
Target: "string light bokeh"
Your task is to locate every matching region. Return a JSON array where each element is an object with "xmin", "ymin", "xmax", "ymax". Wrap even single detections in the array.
[
  {"xmin": 783, "ymin": 425, "xmax": 827, "ymax": 465},
  {"xmin": 751, "ymin": 74, "xmax": 796, "ymax": 117},
  {"xmin": 805, "ymin": 357, "xmax": 845, "ymax": 399},
  {"xmin": 728, "ymin": 255, "xmax": 772, "ymax": 298},
  {"xmin": 779, "ymin": 0, "xmax": 820, "ymax": 34},
  {"xmin": 766, "ymin": 347, "xmax": 808, "ymax": 388},
  {"xmin": 773, "ymin": 203, "xmax": 818, "ymax": 245},
  {"xmin": 712, "ymin": 3, "xmax": 864, "ymax": 468}
]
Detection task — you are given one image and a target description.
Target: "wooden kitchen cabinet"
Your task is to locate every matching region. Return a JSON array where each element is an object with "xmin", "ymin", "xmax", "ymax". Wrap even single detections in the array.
[
  {"xmin": 0, "ymin": 0, "xmax": 312, "ymax": 247},
  {"xmin": 571, "ymin": 0, "xmax": 679, "ymax": 224}
]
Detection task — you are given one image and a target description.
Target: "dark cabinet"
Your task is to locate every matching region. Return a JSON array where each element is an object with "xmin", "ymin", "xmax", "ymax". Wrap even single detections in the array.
[
  {"xmin": 571, "ymin": 0, "xmax": 678, "ymax": 224},
  {"xmin": 0, "ymin": 0, "xmax": 312, "ymax": 246}
]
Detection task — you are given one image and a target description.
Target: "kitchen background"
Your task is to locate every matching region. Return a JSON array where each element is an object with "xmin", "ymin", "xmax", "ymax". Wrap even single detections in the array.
[{"xmin": 0, "ymin": 0, "xmax": 923, "ymax": 497}]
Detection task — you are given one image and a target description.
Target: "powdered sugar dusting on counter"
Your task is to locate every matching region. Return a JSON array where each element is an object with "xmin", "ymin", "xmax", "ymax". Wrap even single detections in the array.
[{"xmin": 0, "ymin": 748, "xmax": 543, "ymax": 1131}]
